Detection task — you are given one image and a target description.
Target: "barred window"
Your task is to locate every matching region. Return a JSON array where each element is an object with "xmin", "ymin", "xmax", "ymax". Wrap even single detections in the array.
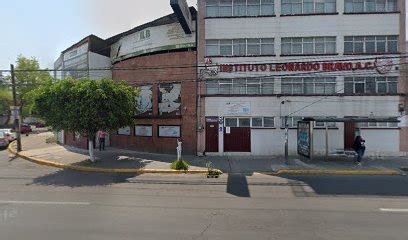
[
  {"xmin": 281, "ymin": 0, "xmax": 336, "ymax": 15},
  {"xmin": 358, "ymin": 121, "xmax": 398, "ymax": 128},
  {"xmin": 344, "ymin": 76, "xmax": 397, "ymax": 94},
  {"xmin": 281, "ymin": 116, "xmax": 336, "ymax": 128},
  {"xmin": 206, "ymin": 38, "xmax": 274, "ymax": 56},
  {"xmin": 344, "ymin": 0, "xmax": 397, "ymax": 13},
  {"xmin": 281, "ymin": 77, "xmax": 336, "ymax": 94},
  {"xmin": 344, "ymin": 36, "xmax": 398, "ymax": 54},
  {"xmin": 205, "ymin": 78, "xmax": 274, "ymax": 95},
  {"xmin": 226, "ymin": 117, "xmax": 275, "ymax": 127},
  {"xmin": 281, "ymin": 37, "xmax": 336, "ymax": 55},
  {"xmin": 207, "ymin": 0, "xmax": 275, "ymax": 17}
]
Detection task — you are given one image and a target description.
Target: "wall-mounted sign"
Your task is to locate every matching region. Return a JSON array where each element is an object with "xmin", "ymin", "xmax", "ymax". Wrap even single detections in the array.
[
  {"xmin": 111, "ymin": 22, "xmax": 195, "ymax": 63},
  {"xmin": 159, "ymin": 83, "xmax": 181, "ymax": 116},
  {"xmin": 136, "ymin": 85, "xmax": 153, "ymax": 115},
  {"xmin": 205, "ymin": 58, "xmax": 394, "ymax": 75},
  {"xmin": 158, "ymin": 125, "xmax": 181, "ymax": 138},
  {"xmin": 135, "ymin": 125, "xmax": 153, "ymax": 137},
  {"xmin": 117, "ymin": 126, "xmax": 131, "ymax": 136},
  {"xmin": 297, "ymin": 121, "xmax": 312, "ymax": 158},
  {"xmin": 224, "ymin": 102, "xmax": 251, "ymax": 116}
]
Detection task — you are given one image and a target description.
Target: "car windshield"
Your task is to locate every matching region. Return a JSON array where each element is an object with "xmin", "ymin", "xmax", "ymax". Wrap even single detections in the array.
[{"xmin": 0, "ymin": 132, "xmax": 4, "ymax": 138}]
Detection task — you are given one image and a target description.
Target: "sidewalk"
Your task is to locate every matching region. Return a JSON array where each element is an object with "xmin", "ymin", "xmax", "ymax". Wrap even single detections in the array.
[{"xmin": 13, "ymin": 132, "xmax": 408, "ymax": 174}]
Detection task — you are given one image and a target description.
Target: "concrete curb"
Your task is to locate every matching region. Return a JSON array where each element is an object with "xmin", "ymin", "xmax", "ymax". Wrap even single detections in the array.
[
  {"xmin": 7, "ymin": 141, "xmax": 215, "ymax": 175},
  {"xmin": 8, "ymin": 142, "xmax": 401, "ymax": 176},
  {"xmin": 272, "ymin": 169, "xmax": 401, "ymax": 175}
]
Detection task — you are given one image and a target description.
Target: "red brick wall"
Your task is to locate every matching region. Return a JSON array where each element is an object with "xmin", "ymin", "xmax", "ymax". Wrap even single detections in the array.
[
  {"xmin": 64, "ymin": 131, "xmax": 88, "ymax": 150},
  {"xmin": 111, "ymin": 51, "xmax": 197, "ymax": 154}
]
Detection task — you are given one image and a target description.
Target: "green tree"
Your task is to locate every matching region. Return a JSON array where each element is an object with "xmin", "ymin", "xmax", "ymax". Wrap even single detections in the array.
[
  {"xmin": 0, "ymin": 89, "xmax": 13, "ymax": 125},
  {"xmin": 31, "ymin": 78, "xmax": 138, "ymax": 161},
  {"xmin": 13, "ymin": 55, "xmax": 52, "ymax": 117}
]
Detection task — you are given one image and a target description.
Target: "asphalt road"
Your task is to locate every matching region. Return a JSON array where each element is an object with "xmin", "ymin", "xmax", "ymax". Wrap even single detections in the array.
[{"xmin": 1, "ymin": 148, "xmax": 408, "ymax": 240}]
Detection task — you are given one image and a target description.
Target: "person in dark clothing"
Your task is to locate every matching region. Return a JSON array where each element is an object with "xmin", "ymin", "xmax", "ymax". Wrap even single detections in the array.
[{"xmin": 353, "ymin": 135, "xmax": 366, "ymax": 165}]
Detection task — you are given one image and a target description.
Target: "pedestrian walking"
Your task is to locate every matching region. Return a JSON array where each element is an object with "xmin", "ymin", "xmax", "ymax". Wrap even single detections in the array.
[
  {"xmin": 98, "ymin": 131, "xmax": 106, "ymax": 151},
  {"xmin": 353, "ymin": 135, "xmax": 366, "ymax": 166}
]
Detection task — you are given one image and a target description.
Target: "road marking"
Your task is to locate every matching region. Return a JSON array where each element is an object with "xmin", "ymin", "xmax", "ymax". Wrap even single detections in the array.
[
  {"xmin": 0, "ymin": 200, "xmax": 90, "ymax": 206},
  {"xmin": 379, "ymin": 208, "xmax": 408, "ymax": 213}
]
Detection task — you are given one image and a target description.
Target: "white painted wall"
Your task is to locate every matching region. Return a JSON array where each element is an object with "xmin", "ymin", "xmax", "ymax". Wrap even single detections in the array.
[
  {"xmin": 206, "ymin": 96, "xmax": 402, "ymax": 156},
  {"xmin": 88, "ymin": 52, "xmax": 112, "ymax": 80}
]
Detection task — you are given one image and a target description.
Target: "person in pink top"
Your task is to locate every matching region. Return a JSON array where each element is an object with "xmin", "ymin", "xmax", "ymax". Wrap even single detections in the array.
[{"xmin": 98, "ymin": 131, "xmax": 106, "ymax": 151}]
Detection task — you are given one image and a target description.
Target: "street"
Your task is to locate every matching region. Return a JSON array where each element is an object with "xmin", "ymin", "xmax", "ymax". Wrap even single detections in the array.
[{"xmin": 1, "ymin": 147, "xmax": 408, "ymax": 240}]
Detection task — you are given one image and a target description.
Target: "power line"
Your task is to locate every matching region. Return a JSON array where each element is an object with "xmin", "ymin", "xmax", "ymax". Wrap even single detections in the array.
[{"xmin": 1, "ymin": 53, "xmax": 408, "ymax": 73}]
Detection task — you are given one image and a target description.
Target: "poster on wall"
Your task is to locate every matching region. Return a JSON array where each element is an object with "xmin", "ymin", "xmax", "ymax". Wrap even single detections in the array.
[
  {"xmin": 297, "ymin": 121, "xmax": 311, "ymax": 158},
  {"xmin": 136, "ymin": 85, "xmax": 153, "ymax": 115},
  {"xmin": 158, "ymin": 83, "xmax": 181, "ymax": 115},
  {"xmin": 224, "ymin": 102, "xmax": 250, "ymax": 116},
  {"xmin": 135, "ymin": 125, "xmax": 153, "ymax": 137},
  {"xmin": 117, "ymin": 126, "xmax": 131, "ymax": 136},
  {"xmin": 158, "ymin": 125, "xmax": 181, "ymax": 138}
]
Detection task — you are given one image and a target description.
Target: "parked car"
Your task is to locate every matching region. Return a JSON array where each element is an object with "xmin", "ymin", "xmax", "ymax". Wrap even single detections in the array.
[
  {"xmin": 0, "ymin": 132, "xmax": 9, "ymax": 148},
  {"xmin": 0, "ymin": 129, "xmax": 16, "ymax": 141},
  {"xmin": 12, "ymin": 124, "xmax": 32, "ymax": 134},
  {"xmin": 26, "ymin": 121, "xmax": 46, "ymax": 128}
]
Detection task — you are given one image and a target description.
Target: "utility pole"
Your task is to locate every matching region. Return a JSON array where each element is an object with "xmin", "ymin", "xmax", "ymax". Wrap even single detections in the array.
[
  {"xmin": 10, "ymin": 64, "xmax": 22, "ymax": 151},
  {"xmin": 284, "ymin": 115, "xmax": 288, "ymax": 164}
]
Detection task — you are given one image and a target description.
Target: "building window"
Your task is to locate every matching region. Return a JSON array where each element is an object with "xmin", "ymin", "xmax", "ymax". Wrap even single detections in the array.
[
  {"xmin": 281, "ymin": 116, "xmax": 336, "ymax": 128},
  {"xmin": 281, "ymin": 0, "xmax": 336, "ymax": 15},
  {"xmin": 281, "ymin": 77, "xmax": 336, "ymax": 94},
  {"xmin": 207, "ymin": 0, "xmax": 275, "ymax": 17},
  {"xmin": 344, "ymin": 36, "xmax": 398, "ymax": 54},
  {"xmin": 206, "ymin": 38, "xmax": 274, "ymax": 56},
  {"xmin": 226, "ymin": 117, "xmax": 275, "ymax": 127},
  {"xmin": 344, "ymin": 76, "xmax": 397, "ymax": 94},
  {"xmin": 358, "ymin": 120, "xmax": 398, "ymax": 128},
  {"xmin": 281, "ymin": 37, "xmax": 336, "ymax": 55},
  {"xmin": 206, "ymin": 78, "xmax": 274, "ymax": 95},
  {"xmin": 344, "ymin": 0, "xmax": 397, "ymax": 13}
]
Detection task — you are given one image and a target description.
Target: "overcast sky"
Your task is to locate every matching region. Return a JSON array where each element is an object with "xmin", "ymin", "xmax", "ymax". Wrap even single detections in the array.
[
  {"xmin": 0, "ymin": 0, "xmax": 197, "ymax": 70},
  {"xmin": 0, "ymin": 0, "xmax": 405, "ymax": 70}
]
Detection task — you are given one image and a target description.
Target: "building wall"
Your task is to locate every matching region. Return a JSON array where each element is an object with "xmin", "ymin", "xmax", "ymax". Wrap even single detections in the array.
[
  {"xmin": 64, "ymin": 132, "xmax": 88, "ymax": 150},
  {"xmin": 205, "ymin": 96, "xmax": 403, "ymax": 156},
  {"xmin": 111, "ymin": 51, "xmax": 197, "ymax": 154},
  {"xmin": 88, "ymin": 52, "xmax": 112, "ymax": 80},
  {"xmin": 198, "ymin": 0, "xmax": 406, "ymax": 156}
]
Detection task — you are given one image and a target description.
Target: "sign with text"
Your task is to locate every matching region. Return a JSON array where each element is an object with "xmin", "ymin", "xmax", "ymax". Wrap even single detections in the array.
[
  {"xmin": 224, "ymin": 102, "xmax": 250, "ymax": 116},
  {"xmin": 297, "ymin": 121, "xmax": 312, "ymax": 158}
]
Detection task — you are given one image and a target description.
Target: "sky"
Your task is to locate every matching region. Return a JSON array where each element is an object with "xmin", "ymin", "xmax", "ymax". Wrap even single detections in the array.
[
  {"xmin": 0, "ymin": 0, "xmax": 406, "ymax": 70},
  {"xmin": 0, "ymin": 0, "xmax": 197, "ymax": 70}
]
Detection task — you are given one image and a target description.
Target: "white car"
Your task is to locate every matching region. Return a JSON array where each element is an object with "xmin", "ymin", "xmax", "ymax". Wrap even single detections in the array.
[
  {"xmin": 0, "ymin": 132, "xmax": 9, "ymax": 148},
  {"xmin": 0, "ymin": 129, "xmax": 16, "ymax": 141}
]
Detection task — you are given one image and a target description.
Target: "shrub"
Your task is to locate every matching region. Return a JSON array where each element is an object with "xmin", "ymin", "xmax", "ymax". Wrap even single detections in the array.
[{"xmin": 170, "ymin": 158, "xmax": 189, "ymax": 171}]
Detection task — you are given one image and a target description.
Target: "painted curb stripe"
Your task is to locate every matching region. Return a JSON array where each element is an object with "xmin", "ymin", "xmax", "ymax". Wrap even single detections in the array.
[
  {"xmin": 8, "ymin": 142, "xmax": 400, "ymax": 175},
  {"xmin": 7, "ymin": 141, "xmax": 215, "ymax": 175}
]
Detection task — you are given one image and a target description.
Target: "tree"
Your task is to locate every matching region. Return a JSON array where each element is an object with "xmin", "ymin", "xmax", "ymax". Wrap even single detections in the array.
[
  {"xmin": 0, "ymin": 89, "xmax": 12, "ymax": 125},
  {"xmin": 31, "ymin": 78, "xmax": 138, "ymax": 162},
  {"xmin": 13, "ymin": 55, "xmax": 52, "ymax": 118}
]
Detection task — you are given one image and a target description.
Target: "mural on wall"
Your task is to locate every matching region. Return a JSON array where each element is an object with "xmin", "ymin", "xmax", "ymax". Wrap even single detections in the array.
[
  {"xmin": 136, "ymin": 85, "xmax": 153, "ymax": 115},
  {"xmin": 158, "ymin": 83, "xmax": 181, "ymax": 115}
]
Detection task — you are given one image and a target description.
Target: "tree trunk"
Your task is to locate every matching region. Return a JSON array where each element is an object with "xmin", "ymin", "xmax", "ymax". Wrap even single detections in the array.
[{"xmin": 88, "ymin": 139, "xmax": 95, "ymax": 162}]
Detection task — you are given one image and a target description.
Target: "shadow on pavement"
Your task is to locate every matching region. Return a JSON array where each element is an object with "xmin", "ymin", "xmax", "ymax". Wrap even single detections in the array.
[
  {"xmin": 226, "ymin": 173, "xmax": 251, "ymax": 198},
  {"xmin": 279, "ymin": 174, "xmax": 408, "ymax": 197},
  {"xmin": 30, "ymin": 158, "xmax": 146, "ymax": 187},
  {"xmin": 31, "ymin": 170, "xmax": 136, "ymax": 187}
]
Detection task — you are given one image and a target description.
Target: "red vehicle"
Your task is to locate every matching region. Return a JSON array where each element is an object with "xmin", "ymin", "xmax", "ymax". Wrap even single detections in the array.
[{"xmin": 13, "ymin": 124, "xmax": 32, "ymax": 134}]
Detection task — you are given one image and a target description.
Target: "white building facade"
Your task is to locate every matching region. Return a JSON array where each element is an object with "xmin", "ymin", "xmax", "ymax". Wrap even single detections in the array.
[{"xmin": 197, "ymin": 0, "xmax": 407, "ymax": 156}]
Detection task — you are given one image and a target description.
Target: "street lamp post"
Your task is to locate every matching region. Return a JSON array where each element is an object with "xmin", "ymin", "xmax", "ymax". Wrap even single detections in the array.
[{"xmin": 10, "ymin": 64, "xmax": 22, "ymax": 152}]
